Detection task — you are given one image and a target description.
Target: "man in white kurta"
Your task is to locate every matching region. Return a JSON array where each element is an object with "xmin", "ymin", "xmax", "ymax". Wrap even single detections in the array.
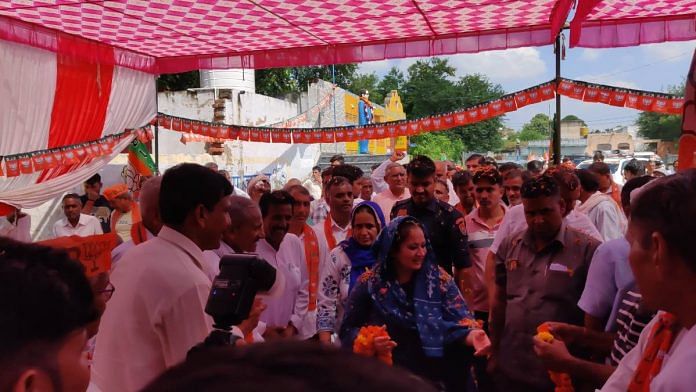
[
  {"xmin": 256, "ymin": 234, "xmax": 309, "ymax": 338},
  {"xmin": 91, "ymin": 227, "xmax": 213, "ymax": 392},
  {"xmin": 311, "ymin": 177, "xmax": 353, "ymax": 251},
  {"xmin": 91, "ymin": 163, "xmax": 233, "ymax": 392},
  {"xmin": 257, "ymin": 190, "xmax": 310, "ymax": 339}
]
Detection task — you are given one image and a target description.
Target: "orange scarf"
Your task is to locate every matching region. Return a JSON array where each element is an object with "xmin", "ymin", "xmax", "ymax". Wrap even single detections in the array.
[
  {"xmin": 303, "ymin": 225, "xmax": 321, "ymax": 311},
  {"xmin": 110, "ymin": 202, "xmax": 147, "ymax": 245},
  {"xmin": 323, "ymin": 217, "xmax": 351, "ymax": 250},
  {"xmin": 627, "ymin": 313, "xmax": 679, "ymax": 392}
]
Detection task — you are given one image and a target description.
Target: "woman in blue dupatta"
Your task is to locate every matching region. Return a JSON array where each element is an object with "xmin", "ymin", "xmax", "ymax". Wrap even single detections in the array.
[
  {"xmin": 339, "ymin": 216, "xmax": 490, "ymax": 390},
  {"xmin": 317, "ymin": 201, "xmax": 386, "ymax": 344}
]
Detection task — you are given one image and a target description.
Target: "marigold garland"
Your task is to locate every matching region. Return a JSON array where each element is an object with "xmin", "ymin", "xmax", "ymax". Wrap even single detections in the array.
[
  {"xmin": 536, "ymin": 323, "xmax": 575, "ymax": 392},
  {"xmin": 353, "ymin": 325, "xmax": 393, "ymax": 366}
]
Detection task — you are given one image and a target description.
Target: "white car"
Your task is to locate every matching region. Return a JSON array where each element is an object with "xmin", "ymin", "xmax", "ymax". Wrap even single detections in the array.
[{"xmin": 576, "ymin": 156, "xmax": 662, "ymax": 186}]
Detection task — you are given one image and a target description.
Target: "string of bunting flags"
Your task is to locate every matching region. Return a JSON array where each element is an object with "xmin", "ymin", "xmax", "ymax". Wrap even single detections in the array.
[
  {"xmin": 0, "ymin": 127, "xmax": 152, "ymax": 178},
  {"xmin": 156, "ymin": 81, "xmax": 559, "ymax": 144},
  {"xmin": 557, "ymin": 78, "xmax": 684, "ymax": 114},
  {"xmin": 1, "ymin": 79, "xmax": 685, "ymax": 179},
  {"xmin": 157, "ymin": 79, "xmax": 684, "ymax": 145}
]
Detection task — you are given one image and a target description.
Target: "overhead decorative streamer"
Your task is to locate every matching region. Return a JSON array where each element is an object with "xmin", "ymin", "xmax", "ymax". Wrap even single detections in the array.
[
  {"xmin": 155, "ymin": 79, "xmax": 684, "ymax": 145},
  {"xmin": 557, "ymin": 78, "xmax": 685, "ymax": 114},
  {"xmin": 156, "ymin": 81, "xmax": 558, "ymax": 144},
  {"xmin": 0, "ymin": 127, "xmax": 148, "ymax": 179}
]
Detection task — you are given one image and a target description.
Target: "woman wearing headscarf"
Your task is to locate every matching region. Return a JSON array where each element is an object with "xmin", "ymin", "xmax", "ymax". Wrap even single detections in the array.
[
  {"xmin": 317, "ymin": 201, "xmax": 386, "ymax": 344},
  {"xmin": 340, "ymin": 216, "xmax": 490, "ymax": 391}
]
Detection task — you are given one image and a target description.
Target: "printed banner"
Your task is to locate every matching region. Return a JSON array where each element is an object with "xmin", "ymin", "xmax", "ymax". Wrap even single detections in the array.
[{"xmin": 38, "ymin": 233, "xmax": 117, "ymax": 277}]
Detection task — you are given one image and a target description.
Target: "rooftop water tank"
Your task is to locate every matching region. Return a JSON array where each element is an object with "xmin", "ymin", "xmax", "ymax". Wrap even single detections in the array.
[{"xmin": 200, "ymin": 69, "xmax": 255, "ymax": 93}]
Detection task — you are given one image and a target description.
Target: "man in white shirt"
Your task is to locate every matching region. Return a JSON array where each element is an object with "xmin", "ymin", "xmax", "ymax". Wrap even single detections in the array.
[
  {"xmin": 600, "ymin": 169, "xmax": 696, "ymax": 391},
  {"xmin": 0, "ymin": 208, "xmax": 31, "ymax": 242},
  {"xmin": 91, "ymin": 163, "xmax": 233, "ymax": 392},
  {"xmin": 53, "ymin": 194, "xmax": 103, "ymax": 238},
  {"xmin": 302, "ymin": 165, "xmax": 323, "ymax": 201},
  {"xmin": 257, "ymin": 191, "xmax": 309, "ymax": 340},
  {"xmin": 312, "ymin": 176, "xmax": 353, "ymax": 251},
  {"xmin": 369, "ymin": 150, "xmax": 406, "ymax": 194},
  {"xmin": 372, "ymin": 162, "xmax": 410, "ymax": 224},
  {"xmin": 576, "ymin": 169, "xmax": 627, "ymax": 241},
  {"xmin": 286, "ymin": 184, "xmax": 330, "ymax": 339},
  {"xmin": 436, "ymin": 160, "xmax": 460, "ymax": 206}
]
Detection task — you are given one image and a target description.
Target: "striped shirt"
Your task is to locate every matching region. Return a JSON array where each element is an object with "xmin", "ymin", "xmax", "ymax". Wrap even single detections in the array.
[
  {"xmin": 464, "ymin": 205, "xmax": 506, "ymax": 312},
  {"xmin": 609, "ymin": 290, "xmax": 655, "ymax": 365}
]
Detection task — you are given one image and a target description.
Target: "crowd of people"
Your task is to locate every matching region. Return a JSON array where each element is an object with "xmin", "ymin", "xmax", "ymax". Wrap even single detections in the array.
[{"xmin": 1, "ymin": 151, "xmax": 695, "ymax": 392}]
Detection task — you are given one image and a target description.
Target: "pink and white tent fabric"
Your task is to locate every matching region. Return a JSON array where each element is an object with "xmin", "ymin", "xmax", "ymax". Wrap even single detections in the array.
[
  {"xmin": 0, "ymin": 0, "xmax": 570, "ymax": 74},
  {"xmin": 570, "ymin": 0, "xmax": 696, "ymax": 48},
  {"xmin": 0, "ymin": 39, "xmax": 155, "ymax": 209}
]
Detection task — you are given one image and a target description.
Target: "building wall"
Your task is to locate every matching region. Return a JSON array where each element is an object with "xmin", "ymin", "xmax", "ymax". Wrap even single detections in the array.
[{"xmin": 586, "ymin": 133, "xmax": 634, "ymax": 154}]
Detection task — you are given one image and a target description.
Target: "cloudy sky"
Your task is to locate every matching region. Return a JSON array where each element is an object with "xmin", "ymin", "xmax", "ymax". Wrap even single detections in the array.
[{"xmin": 357, "ymin": 40, "xmax": 695, "ymax": 131}]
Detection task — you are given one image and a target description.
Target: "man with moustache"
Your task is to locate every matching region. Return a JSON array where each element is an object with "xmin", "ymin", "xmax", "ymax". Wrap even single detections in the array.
[
  {"xmin": 489, "ymin": 175, "xmax": 601, "ymax": 391},
  {"xmin": 257, "ymin": 191, "xmax": 310, "ymax": 340},
  {"xmin": 372, "ymin": 163, "xmax": 410, "ymax": 224},
  {"xmin": 286, "ymin": 184, "xmax": 329, "ymax": 339},
  {"xmin": 92, "ymin": 163, "xmax": 233, "ymax": 392}
]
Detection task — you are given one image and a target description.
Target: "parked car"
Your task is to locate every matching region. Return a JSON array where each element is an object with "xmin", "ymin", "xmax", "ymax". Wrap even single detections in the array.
[{"xmin": 577, "ymin": 155, "xmax": 663, "ymax": 186}]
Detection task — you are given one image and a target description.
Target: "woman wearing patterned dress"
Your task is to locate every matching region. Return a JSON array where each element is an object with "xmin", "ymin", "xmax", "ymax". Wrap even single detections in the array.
[
  {"xmin": 340, "ymin": 216, "xmax": 490, "ymax": 391},
  {"xmin": 317, "ymin": 201, "xmax": 386, "ymax": 344}
]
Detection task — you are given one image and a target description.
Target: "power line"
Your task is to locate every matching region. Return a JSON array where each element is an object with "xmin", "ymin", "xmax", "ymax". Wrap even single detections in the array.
[{"xmin": 579, "ymin": 51, "xmax": 692, "ymax": 82}]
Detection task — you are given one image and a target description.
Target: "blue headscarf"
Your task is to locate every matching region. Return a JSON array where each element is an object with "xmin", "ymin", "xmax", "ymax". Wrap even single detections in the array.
[
  {"xmin": 366, "ymin": 216, "xmax": 476, "ymax": 357},
  {"xmin": 340, "ymin": 201, "xmax": 386, "ymax": 291}
]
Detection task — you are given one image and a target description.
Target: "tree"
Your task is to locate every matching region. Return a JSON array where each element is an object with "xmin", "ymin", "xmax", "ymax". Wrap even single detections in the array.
[
  {"xmin": 636, "ymin": 112, "xmax": 682, "ymax": 141},
  {"xmin": 400, "ymin": 59, "xmax": 505, "ymax": 154},
  {"xmin": 561, "ymin": 114, "xmax": 586, "ymax": 125},
  {"xmin": 157, "ymin": 71, "xmax": 200, "ymax": 92},
  {"xmin": 636, "ymin": 83, "xmax": 685, "ymax": 141},
  {"xmin": 255, "ymin": 68, "xmax": 298, "ymax": 98},
  {"xmin": 517, "ymin": 113, "xmax": 551, "ymax": 141},
  {"xmin": 409, "ymin": 132, "xmax": 465, "ymax": 161},
  {"xmin": 347, "ymin": 72, "xmax": 383, "ymax": 104},
  {"xmin": 376, "ymin": 67, "xmax": 405, "ymax": 101},
  {"xmin": 255, "ymin": 64, "xmax": 358, "ymax": 97}
]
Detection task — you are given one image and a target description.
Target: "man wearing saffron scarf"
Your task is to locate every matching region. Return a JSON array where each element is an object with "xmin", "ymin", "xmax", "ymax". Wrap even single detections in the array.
[
  {"xmin": 111, "ymin": 177, "xmax": 162, "ymax": 265},
  {"xmin": 103, "ymin": 184, "xmax": 146, "ymax": 244},
  {"xmin": 312, "ymin": 176, "xmax": 354, "ymax": 251},
  {"xmin": 286, "ymin": 184, "xmax": 330, "ymax": 339},
  {"xmin": 600, "ymin": 169, "xmax": 696, "ymax": 392}
]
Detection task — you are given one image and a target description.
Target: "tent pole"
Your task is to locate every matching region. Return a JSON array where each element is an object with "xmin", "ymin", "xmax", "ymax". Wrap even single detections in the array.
[
  {"xmin": 553, "ymin": 34, "xmax": 562, "ymax": 166},
  {"xmin": 154, "ymin": 77, "xmax": 160, "ymax": 172}
]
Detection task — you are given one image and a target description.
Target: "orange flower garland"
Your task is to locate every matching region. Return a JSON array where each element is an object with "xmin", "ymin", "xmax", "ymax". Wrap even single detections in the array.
[
  {"xmin": 536, "ymin": 323, "xmax": 574, "ymax": 392},
  {"xmin": 353, "ymin": 325, "xmax": 393, "ymax": 366}
]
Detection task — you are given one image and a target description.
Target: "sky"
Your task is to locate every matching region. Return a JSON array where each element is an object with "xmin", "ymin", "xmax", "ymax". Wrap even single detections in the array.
[{"xmin": 357, "ymin": 40, "xmax": 695, "ymax": 131}]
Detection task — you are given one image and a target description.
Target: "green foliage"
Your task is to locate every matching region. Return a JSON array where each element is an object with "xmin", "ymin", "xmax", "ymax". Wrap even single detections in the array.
[
  {"xmin": 636, "ymin": 112, "xmax": 682, "ymax": 141},
  {"xmin": 255, "ymin": 68, "xmax": 298, "ymax": 98},
  {"xmin": 518, "ymin": 113, "xmax": 551, "ymax": 141},
  {"xmin": 157, "ymin": 71, "xmax": 200, "ymax": 92},
  {"xmin": 561, "ymin": 114, "xmax": 586, "ymax": 125},
  {"xmin": 409, "ymin": 132, "xmax": 465, "ymax": 161},
  {"xmin": 347, "ymin": 72, "xmax": 383, "ymax": 104},
  {"xmin": 398, "ymin": 59, "xmax": 505, "ymax": 153},
  {"xmin": 376, "ymin": 67, "xmax": 405, "ymax": 101},
  {"xmin": 255, "ymin": 65, "xmax": 358, "ymax": 97},
  {"xmin": 636, "ymin": 83, "xmax": 685, "ymax": 141}
]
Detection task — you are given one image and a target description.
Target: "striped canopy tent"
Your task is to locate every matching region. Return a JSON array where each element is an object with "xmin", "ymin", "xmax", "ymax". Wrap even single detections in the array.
[{"xmin": 0, "ymin": 0, "xmax": 694, "ymax": 210}]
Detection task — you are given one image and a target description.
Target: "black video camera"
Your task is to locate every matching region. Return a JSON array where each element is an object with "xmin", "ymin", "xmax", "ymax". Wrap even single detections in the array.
[{"xmin": 205, "ymin": 253, "xmax": 277, "ymax": 331}]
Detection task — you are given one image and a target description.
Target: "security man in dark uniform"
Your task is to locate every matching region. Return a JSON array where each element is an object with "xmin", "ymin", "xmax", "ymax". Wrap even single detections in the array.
[{"xmin": 391, "ymin": 155, "xmax": 474, "ymax": 304}]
